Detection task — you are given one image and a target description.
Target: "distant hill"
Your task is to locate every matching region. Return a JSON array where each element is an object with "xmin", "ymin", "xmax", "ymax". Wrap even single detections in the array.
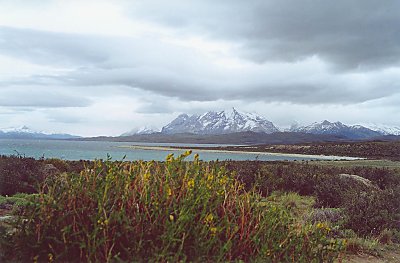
[{"xmin": 0, "ymin": 126, "xmax": 80, "ymax": 139}]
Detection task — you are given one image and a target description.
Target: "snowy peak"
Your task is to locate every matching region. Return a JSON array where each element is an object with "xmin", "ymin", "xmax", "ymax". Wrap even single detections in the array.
[
  {"xmin": 121, "ymin": 126, "xmax": 158, "ymax": 136},
  {"xmin": 291, "ymin": 120, "xmax": 381, "ymax": 139},
  {"xmin": 294, "ymin": 120, "xmax": 346, "ymax": 133},
  {"xmin": 136, "ymin": 127, "xmax": 158, "ymax": 135},
  {"xmin": 0, "ymin": 126, "xmax": 80, "ymax": 139},
  {"xmin": 161, "ymin": 108, "xmax": 280, "ymax": 135},
  {"xmin": 362, "ymin": 123, "xmax": 400, "ymax": 136},
  {"xmin": 0, "ymin": 126, "xmax": 40, "ymax": 134}
]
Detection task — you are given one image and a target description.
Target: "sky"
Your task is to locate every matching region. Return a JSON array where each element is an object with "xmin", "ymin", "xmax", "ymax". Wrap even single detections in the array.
[{"xmin": 0, "ymin": 0, "xmax": 399, "ymax": 136}]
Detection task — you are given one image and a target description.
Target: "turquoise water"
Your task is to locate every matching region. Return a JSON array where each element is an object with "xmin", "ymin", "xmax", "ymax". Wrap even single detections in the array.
[{"xmin": 0, "ymin": 139, "xmax": 351, "ymax": 161}]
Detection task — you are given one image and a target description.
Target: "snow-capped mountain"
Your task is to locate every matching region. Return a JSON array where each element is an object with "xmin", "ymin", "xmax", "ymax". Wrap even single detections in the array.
[
  {"xmin": 0, "ymin": 126, "xmax": 37, "ymax": 134},
  {"xmin": 362, "ymin": 124, "xmax": 400, "ymax": 136},
  {"xmin": 121, "ymin": 126, "xmax": 158, "ymax": 136},
  {"xmin": 290, "ymin": 120, "xmax": 382, "ymax": 139},
  {"xmin": 0, "ymin": 126, "xmax": 80, "ymax": 139},
  {"xmin": 161, "ymin": 108, "xmax": 280, "ymax": 135}
]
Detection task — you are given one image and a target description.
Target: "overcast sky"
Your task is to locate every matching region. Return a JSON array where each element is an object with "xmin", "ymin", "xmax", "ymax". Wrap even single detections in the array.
[{"xmin": 0, "ymin": 0, "xmax": 399, "ymax": 136}]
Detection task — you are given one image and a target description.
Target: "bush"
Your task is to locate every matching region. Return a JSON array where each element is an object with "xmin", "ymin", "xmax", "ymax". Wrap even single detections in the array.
[
  {"xmin": 0, "ymin": 156, "xmax": 87, "ymax": 196},
  {"xmin": 343, "ymin": 188, "xmax": 400, "ymax": 236},
  {"xmin": 9, "ymin": 153, "xmax": 344, "ymax": 262},
  {"xmin": 0, "ymin": 156, "xmax": 43, "ymax": 195}
]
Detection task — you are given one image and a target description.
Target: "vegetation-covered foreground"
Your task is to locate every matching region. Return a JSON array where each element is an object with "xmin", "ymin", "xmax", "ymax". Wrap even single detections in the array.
[
  {"xmin": 1, "ymin": 152, "xmax": 346, "ymax": 262},
  {"xmin": 1, "ymin": 152, "xmax": 400, "ymax": 262}
]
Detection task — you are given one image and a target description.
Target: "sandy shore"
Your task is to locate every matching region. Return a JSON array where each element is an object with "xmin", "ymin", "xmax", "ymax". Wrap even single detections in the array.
[{"xmin": 118, "ymin": 145, "xmax": 362, "ymax": 160}]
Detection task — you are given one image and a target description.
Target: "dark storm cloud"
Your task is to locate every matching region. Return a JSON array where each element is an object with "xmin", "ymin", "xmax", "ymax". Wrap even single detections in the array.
[{"xmin": 129, "ymin": 0, "xmax": 400, "ymax": 70}]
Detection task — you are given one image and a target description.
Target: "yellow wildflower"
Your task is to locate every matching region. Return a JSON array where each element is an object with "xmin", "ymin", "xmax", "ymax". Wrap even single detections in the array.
[
  {"xmin": 166, "ymin": 153, "xmax": 174, "ymax": 162},
  {"xmin": 183, "ymin": 150, "xmax": 192, "ymax": 157},
  {"xmin": 187, "ymin": 179, "xmax": 195, "ymax": 189},
  {"xmin": 169, "ymin": 214, "xmax": 175, "ymax": 222},
  {"xmin": 207, "ymin": 174, "xmax": 214, "ymax": 181},
  {"xmin": 219, "ymin": 176, "xmax": 228, "ymax": 185},
  {"xmin": 204, "ymin": 213, "xmax": 214, "ymax": 225},
  {"xmin": 210, "ymin": 227, "xmax": 217, "ymax": 236},
  {"xmin": 143, "ymin": 172, "xmax": 150, "ymax": 182},
  {"xmin": 316, "ymin": 222, "xmax": 330, "ymax": 232}
]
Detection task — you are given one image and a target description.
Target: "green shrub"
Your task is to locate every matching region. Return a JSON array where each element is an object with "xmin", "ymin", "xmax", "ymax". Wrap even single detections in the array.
[
  {"xmin": 343, "ymin": 188, "xmax": 400, "ymax": 236},
  {"xmin": 9, "ymin": 153, "xmax": 344, "ymax": 262},
  {"xmin": 0, "ymin": 156, "xmax": 42, "ymax": 195},
  {"xmin": 0, "ymin": 155, "xmax": 86, "ymax": 196}
]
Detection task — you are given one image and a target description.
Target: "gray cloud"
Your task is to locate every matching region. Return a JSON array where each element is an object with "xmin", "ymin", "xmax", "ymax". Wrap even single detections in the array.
[
  {"xmin": 0, "ymin": 86, "xmax": 91, "ymax": 108},
  {"xmin": 14, "ymin": 65, "xmax": 400, "ymax": 105},
  {"xmin": 129, "ymin": 0, "xmax": 400, "ymax": 70},
  {"xmin": 45, "ymin": 112, "xmax": 87, "ymax": 124},
  {"xmin": 0, "ymin": 26, "xmax": 110, "ymax": 66},
  {"xmin": 1, "ymin": 25, "xmax": 400, "ymax": 108}
]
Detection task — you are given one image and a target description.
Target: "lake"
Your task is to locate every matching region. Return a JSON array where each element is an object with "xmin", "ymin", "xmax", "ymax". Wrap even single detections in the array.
[{"xmin": 0, "ymin": 139, "xmax": 357, "ymax": 161}]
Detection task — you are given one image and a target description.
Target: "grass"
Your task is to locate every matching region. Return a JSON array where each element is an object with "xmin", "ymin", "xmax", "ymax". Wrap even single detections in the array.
[
  {"xmin": 0, "ymin": 193, "xmax": 32, "ymax": 208},
  {"xmin": 264, "ymin": 191, "xmax": 316, "ymax": 219},
  {"xmin": 3, "ymin": 152, "xmax": 345, "ymax": 262}
]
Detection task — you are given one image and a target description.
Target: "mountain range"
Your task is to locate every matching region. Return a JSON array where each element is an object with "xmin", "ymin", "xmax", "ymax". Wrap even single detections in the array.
[
  {"xmin": 0, "ymin": 126, "xmax": 80, "ymax": 139},
  {"xmin": 3, "ymin": 109, "xmax": 400, "ymax": 142},
  {"xmin": 124, "ymin": 108, "xmax": 400, "ymax": 140}
]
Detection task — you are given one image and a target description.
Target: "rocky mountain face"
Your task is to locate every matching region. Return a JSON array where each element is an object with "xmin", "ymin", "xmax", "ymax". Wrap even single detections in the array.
[
  {"xmin": 0, "ymin": 126, "xmax": 80, "ymax": 139},
  {"xmin": 290, "ymin": 120, "xmax": 382, "ymax": 139},
  {"xmin": 161, "ymin": 108, "xmax": 280, "ymax": 135}
]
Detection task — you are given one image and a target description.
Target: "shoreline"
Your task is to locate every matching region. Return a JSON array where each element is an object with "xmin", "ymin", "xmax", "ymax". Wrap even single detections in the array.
[{"xmin": 118, "ymin": 145, "xmax": 363, "ymax": 161}]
